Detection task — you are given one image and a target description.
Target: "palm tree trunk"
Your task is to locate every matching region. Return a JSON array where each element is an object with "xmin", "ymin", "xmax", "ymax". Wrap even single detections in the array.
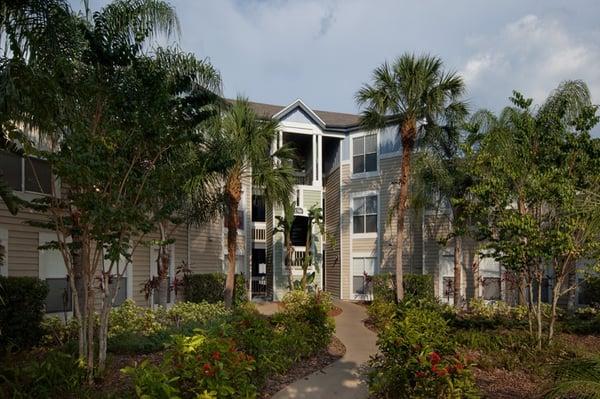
[
  {"xmin": 156, "ymin": 221, "xmax": 169, "ymax": 307},
  {"xmin": 224, "ymin": 175, "xmax": 242, "ymax": 308},
  {"xmin": 395, "ymin": 119, "xmax": 416, "ymax": 302},
  {"xmin": 454, "ymin": 235, "xmax": 463, "ymax": 307}
]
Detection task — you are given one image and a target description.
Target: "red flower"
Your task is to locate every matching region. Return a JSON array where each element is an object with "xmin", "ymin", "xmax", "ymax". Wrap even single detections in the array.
[
  {"xmin": 432, "ymin": 365, "xmax": 448, "ymax": 377},
  {"xmin": 415, "ymin": 371, "xmax": 426, "ymax": 378},
  {"xmin": 212, "ymin": 351, "xmax": 221, "ymax": 361},
  {"xmin": 455, "ymin": 363, "xmax": 464, "ymax": 371},
  {"xmin": 203, "ymin": 363, "xmax": 214, "ymax": 377},
  {"xmin": 428, "ymin": 352, "xmax": 441, "ymax": 365}
]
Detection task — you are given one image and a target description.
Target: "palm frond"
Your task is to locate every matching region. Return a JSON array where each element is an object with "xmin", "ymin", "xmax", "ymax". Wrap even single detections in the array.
[{"xmin": 545, "ymin": 357, "xmax": 600, "ymax": 399}]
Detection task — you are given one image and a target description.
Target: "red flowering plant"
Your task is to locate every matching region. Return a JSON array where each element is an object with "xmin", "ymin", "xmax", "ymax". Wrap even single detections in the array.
[
  {"xmin": 368, "ymin": 302, "xmax": 480, "ymax": 398},
  {"xmin": 163, "ymin": 331, "xmax": 256, "ymax": 398}
]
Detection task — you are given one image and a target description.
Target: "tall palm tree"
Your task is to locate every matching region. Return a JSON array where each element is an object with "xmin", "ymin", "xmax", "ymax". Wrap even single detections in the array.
[
  {"xmin": 356, "ymin": 54, "xmax": 466, "ymax": 301},
  {"xmin": 216, "ymin": 97, "xmax": 295, "ymax": 307}
]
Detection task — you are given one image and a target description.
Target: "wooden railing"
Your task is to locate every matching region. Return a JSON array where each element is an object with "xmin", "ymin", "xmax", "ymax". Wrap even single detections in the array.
[{"xmin": 252, "ymin": 222, "xmax": 266, "ymax": 241}]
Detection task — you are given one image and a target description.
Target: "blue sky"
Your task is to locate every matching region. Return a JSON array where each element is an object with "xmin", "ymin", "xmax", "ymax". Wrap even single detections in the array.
[{"xmin": 78, "ymin": 0, "xmax": 600, "ymax": 134}]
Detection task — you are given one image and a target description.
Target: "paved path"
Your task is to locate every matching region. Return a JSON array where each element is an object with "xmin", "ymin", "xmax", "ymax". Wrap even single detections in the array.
[{"xmin": 257, "ymin": 300, "xmax": 378, "ymax": 399}]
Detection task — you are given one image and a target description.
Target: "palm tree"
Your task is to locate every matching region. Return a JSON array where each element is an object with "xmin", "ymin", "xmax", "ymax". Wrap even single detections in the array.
[
  {"xmin": 356, "ymin": 54, "xmax": 466, "ymax": 301},
  {"xmin": 216, "ymin": 97, "xmax": 295, "ymax": 307},
  {"xmin": 274, "ymin": 201, "xmax": 296, "ymax": 291}
]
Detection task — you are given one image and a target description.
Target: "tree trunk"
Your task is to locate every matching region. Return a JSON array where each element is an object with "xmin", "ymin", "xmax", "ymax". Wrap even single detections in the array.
[
  {"xmin": 97, "ymin": 274, "xmax": 111, "ymax": 374},
  {"xmin": 224, "ymin": 174, "xmax": 241, "ymax": 308},
  {"xmin": 548, "ymin": 281, "xmax": 561, "ymax": 343},
  {"xmin": 285, "ymin": 234, "xmax": 294, "ymax": 290},
  {"xmin": 395, "ymin": 119, "xmax": 416, "ymax": 302},
  {"xmin": 454, "ymin": 236, "xmax": 463, "ymax": 308},
  {"xmin": 471, "ymin": 250, "xmax": 480, "ymax": 301},
  {"xmin": 156, "ymin": 222, "xmax": 169, "ymax": 307},
  {"xmin": 535, "ymin": 272, "xmax": 543, "ymax": 350}
]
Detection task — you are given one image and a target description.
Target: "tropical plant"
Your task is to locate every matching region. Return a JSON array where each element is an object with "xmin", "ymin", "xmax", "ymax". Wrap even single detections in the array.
[
  {"xmin": 545, "ymin": 357, "xmax": 600, "ymax": 399},
  {"xmin": 214, "ymin": 97, "xmax": 295, "ymax": 307},
  {"xmin": 356, "ymin": 53, "xmax": 466, "ymax": 301},
  {"xmin": 467, "ymin": 81, "xmax": 600, "ymax": 347},
  {"xmin": 274, "ymin": 201, "xmax": 296, "ymax": 290}
]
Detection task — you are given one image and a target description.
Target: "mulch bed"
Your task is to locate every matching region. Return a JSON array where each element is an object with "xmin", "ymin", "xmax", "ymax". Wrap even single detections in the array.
[
  {"xmin": 259, "ymin": 336, "xmax": 346, "ymax": 398},
  {"xmin": 473, "ymin": 368, "xmax": 546, "ymax": 399}
]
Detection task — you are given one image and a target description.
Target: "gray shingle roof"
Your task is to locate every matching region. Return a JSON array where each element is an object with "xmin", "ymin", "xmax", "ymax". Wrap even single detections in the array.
[{"xmin": 230, "ymin": 99, "xmax": 360, "ymax": 128}]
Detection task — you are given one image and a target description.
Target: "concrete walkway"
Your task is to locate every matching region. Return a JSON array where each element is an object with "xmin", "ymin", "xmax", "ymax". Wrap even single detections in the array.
[{"xmin": 257, "ymin": 300, "xmax": 378, "ymax": 399}]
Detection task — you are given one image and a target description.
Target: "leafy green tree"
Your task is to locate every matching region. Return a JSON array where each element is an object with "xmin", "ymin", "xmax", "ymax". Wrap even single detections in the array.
[
  {"xmin": 1, "ymin": 0, "xmax": 224, "ymax": 375},
  {"xmin": 215, "ymin": 97, "xmax": 295, "ymax": 307},
  {"xmin": 468, "ymin": 81, "xmax": 600, "ymax": 347},
  {"xmin": 356, "ymin": 53, "xmax": 466, "ymax": 301}
]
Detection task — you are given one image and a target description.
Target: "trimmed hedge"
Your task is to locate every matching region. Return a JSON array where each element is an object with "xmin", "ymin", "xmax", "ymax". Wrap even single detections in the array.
[
  {"xmin": 184, "ymin": 273, "xmax": 247, "ymax": 306},
  {"xmin": 0, "ymin": 276, "xmax": 49, "ymax": 350},
  {"xmin": 372, "ymin": 273, "xmax": 434, "ymax": 303}
]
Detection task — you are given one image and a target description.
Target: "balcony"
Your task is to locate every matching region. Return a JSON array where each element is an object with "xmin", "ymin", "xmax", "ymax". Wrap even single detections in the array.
[
  {"xmin": 252, "ymin": 222, "xmax": 266, "ymax": 242},
  {"xmin": 292, "ymin": 169, "xmax": 313, "ymax": 186}
]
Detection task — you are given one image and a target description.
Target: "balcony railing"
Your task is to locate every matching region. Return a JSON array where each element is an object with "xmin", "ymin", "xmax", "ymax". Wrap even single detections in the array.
[
  {"xmin": 252, "ymin": 222, "xmax": 266, "ymax": 242},
  {"xmin": 293, "ymin": 169, "xmax": 313, "ymax": 186}
]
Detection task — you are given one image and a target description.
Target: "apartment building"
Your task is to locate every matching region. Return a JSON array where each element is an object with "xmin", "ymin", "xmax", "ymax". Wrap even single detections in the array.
[{"xmin": 0, "ymin": 98, "xmax": 520, "ymax": 314}]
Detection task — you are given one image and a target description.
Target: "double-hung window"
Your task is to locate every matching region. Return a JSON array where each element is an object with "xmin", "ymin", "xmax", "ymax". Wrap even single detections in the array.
[
  {"xmin": 352, "ymin": 133, "xmax": 377, "ymax": 174},
  {"xmin": 0, "ymin": 151, "xmax": 52, "ymax": 194},
  {"xmin": 352, "ymin": 194, "xmax": 377, "ymax": 235},
  {"xmin": 352, "ymin": 257, "xmax": 376, "ymax": 297},
  {"xmin": 39, "ymin": 232, "xmax": 72, "ymax": 314}
]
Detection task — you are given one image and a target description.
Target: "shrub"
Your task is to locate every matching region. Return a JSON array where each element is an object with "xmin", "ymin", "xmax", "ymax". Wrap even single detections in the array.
[
  {"xmin": 107, "ymin": 300, "xmax": 231, "ymax": 354},
  {"xmin": 0, "ymin": 276, "xmax": 49, "ymax": 350},
  {"xmin": 123, "ymin": 330, "xmax": 256, "ymax": 398},
  {"xmin": 184, "ymin": 273, "xmax": 247, "ymax": 306},
  {"xmin": 158, "ymin": 301, "xmax": 230, "ymax": 328},
  {"xmin": 368, "ymin": 302, "xmax": 479, "ymax": 398},
  {"xmin": 0, "ymin": 350, "xmax": 87, "ymax": 398},
  {"xmin": 366, "ymin": 299, "xmax": 396, "ymax": 331},
  {"xmin": 404, "ymin": 274, "xmax": 434, "ymax": 301},
  {"xmin": 372, "ymin": 273, "xmax": 434, "ymax": 303},
  {"xmin": 40, "ymin": 317, "xmax": 80, "ymax": 348},
  {"xmin": 279, "ymin": 290, "xmax": 334, "ymax": 352},
  {"xmin": 108, "ymin": 299, "xmax": 164, "ymax": 338}
]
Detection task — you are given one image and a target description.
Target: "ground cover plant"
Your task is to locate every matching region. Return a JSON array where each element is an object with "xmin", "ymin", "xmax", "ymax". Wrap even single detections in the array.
[
  {"xmin": 0, "ymin": 291, "xmax": 336, "ymax": 398},
  {"xmin": 367, "ymin": 281, "xmax": 600, "ymax": 398}
]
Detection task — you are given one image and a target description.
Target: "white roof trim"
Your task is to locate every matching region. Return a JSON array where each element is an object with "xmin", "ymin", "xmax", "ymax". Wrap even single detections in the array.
[{"xmin": 272, "ymin": 99, "xmax": 326, "ymax": 128}]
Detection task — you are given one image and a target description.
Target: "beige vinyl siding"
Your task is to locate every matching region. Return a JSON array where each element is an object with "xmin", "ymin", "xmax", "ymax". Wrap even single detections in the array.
[
  {"xmin": 0, "ymin": 204, "xmax": 52, "ymax": 277},
  {"xmin": 131, "ymin": 223, "xmax": 190, "ymax": 306},
  {"xmin": 303, "ymin": 189, "xmax": 321, "ymax": 210},
  {"xmin": 189, "ymin": 221, "xmax": 222, "ymax": 274},
  {"xmin": 324, "ymin": 167, "xmax": 341, "ymax": 298}
]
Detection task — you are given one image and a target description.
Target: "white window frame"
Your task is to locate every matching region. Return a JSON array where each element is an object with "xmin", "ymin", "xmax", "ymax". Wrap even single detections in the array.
[
  {"xmin": 350, "ymin": 190, "xmax": 379, "ymax": 239},
  {"xmin": 0, "ymin": 227, "xmax": 7, "ymax": 277},
  {"xmin": 350, "ymin": 254, "xmax": 378, "ymax": 300},
  {"xmin": 350, "ymin": 130, "xmax": 379, "ymax": 178},
  {"xmin": 102, "ymin": 248, "xmax": 133, "ymax": 305},
  {"xmin": 438, "ymin": 246, "xmax": 455, "ymax": 305},
  {"xmin": 149, "ymin": 244, "xmax": 175, "ymax": 306},
  {"xmin": 39, "ymin": 231, "xmax": 72, "ymax": 315},
  {"xmin": 478, "ymin": 249, "xmax": 503, "ymax": 301}
]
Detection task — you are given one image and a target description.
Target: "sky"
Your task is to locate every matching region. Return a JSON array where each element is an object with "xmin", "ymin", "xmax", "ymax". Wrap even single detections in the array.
[{"xmin": 78, "ymin": 0, "xmax": 600, "ymax": 134}]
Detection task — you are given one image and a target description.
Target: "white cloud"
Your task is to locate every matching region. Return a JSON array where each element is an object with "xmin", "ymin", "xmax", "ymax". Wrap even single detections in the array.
[{"xmin": 461, "ymin": 14, "xmax": 600, "ymax": 112}]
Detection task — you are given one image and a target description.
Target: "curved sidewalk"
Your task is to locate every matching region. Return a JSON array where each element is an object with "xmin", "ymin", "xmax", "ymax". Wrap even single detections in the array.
[{"xmin": 268, "ymin": 300, "xmax": 378, "ymax": 399}]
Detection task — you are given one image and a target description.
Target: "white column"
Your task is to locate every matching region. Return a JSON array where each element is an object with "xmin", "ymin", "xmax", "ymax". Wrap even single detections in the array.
[
  {"xmin": 317, "ymin": 134, "xmax": 322, "ymax": 185},
  {"xmin": 312, "ymin": 134, "xmax": 317, "ymax": 185}
]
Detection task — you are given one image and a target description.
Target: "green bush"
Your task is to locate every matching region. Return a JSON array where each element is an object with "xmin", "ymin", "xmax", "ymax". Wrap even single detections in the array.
[
  {"xmin": 545, "ymin": 356, "xmax": 600, "ymax": 399},
  {"xmin": 123, "ymin": 330, "xmax": 256, "ymax": 398},
  {"xmin": 184, "ymin": 273, "xmax": 248, "ymax": 306},
  {"xmin": 404, "ymin": 274, "xmax": 434, "ymax": 301},
  {"xmin": 0, "ymin": 276, "xmax": 49, "ymax": 350},
  {"xmin": 0, "ymin": 350, "xmax": 87, "ymax": 398},
  {"xmin": 372, "ymin": 273, "xmax": 434, "ymax": 303},
  {"xmin": 368, "ymin": 302, "xmax": 479, "ymax": 398},
  {"xmin": 40, "ymin": 317, "xmax": 80, "ymax": 348},
  {"xmin": 107, "ymin": 300, "xmax": 231, "ymax": 354}
]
